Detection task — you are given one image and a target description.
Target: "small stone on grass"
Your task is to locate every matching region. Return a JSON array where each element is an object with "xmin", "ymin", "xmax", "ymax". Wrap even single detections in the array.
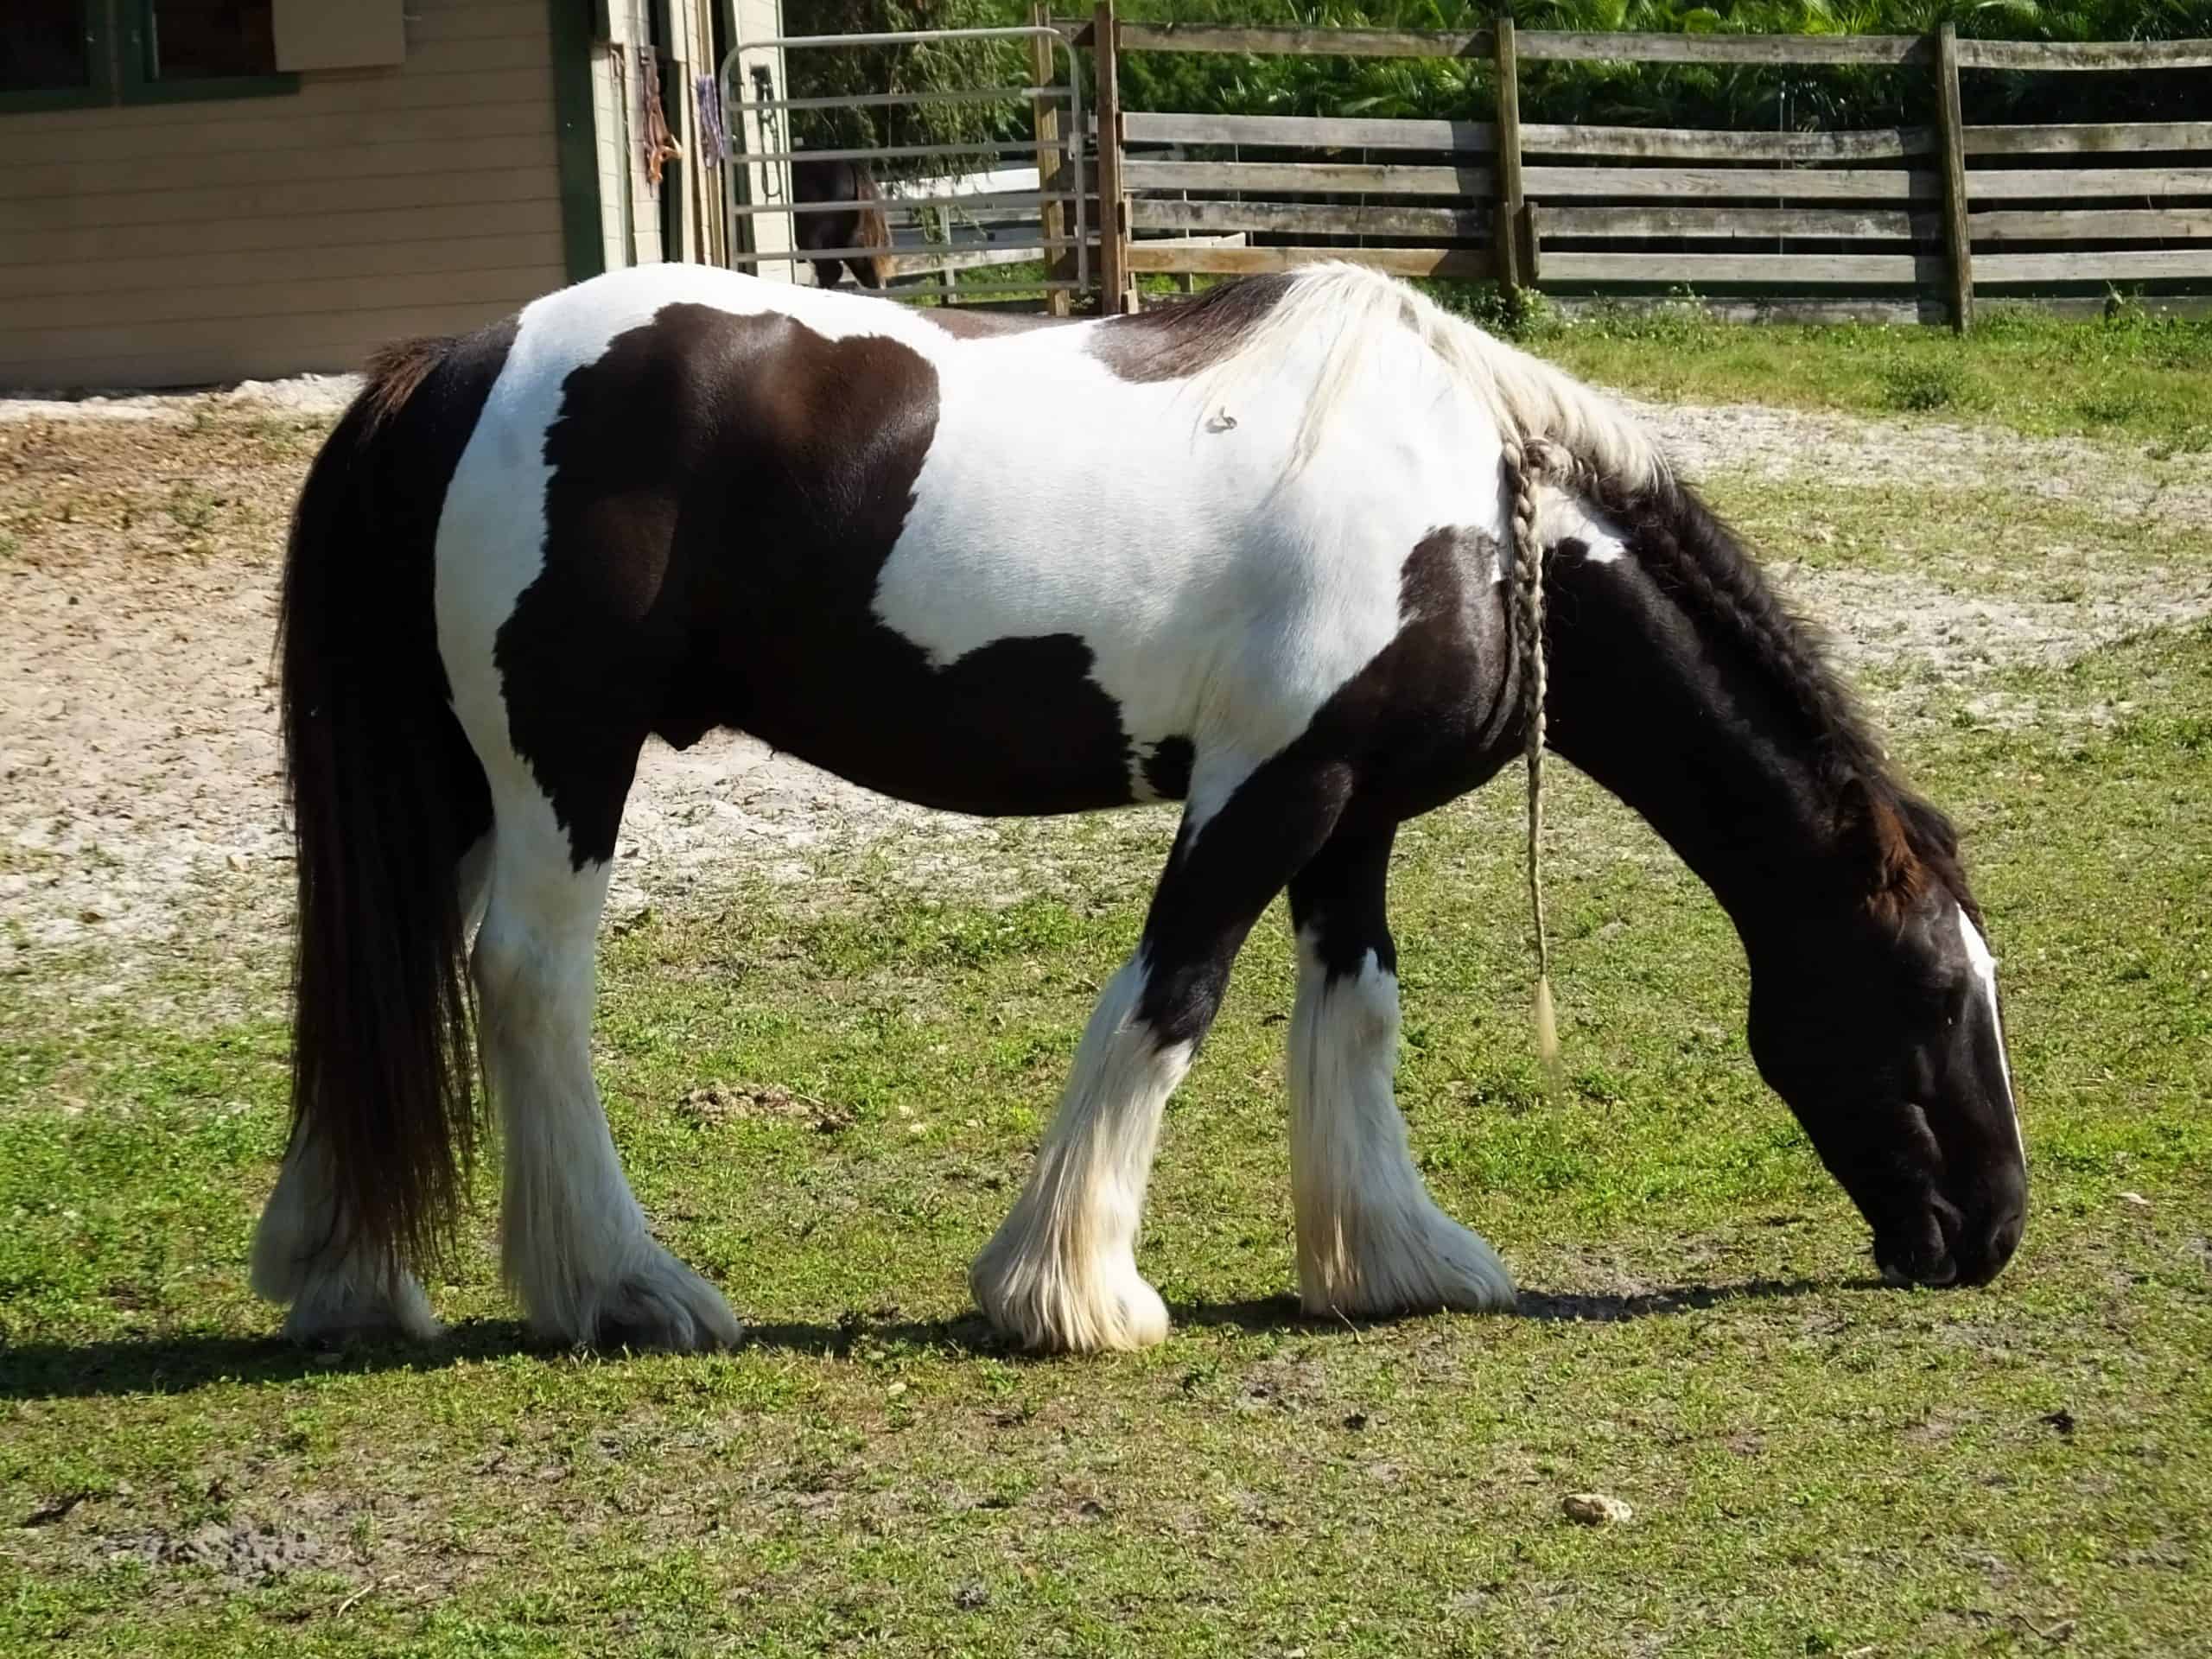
[{"xmin": 1562, "ymin": 1491, "xmax": 1633, "ymax": 1527}]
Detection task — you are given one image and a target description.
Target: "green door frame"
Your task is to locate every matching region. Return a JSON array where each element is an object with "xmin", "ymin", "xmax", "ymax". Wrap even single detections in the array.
[{"xmin": 549, "ymin": 0, "xmax": 607, "ymax": 284}]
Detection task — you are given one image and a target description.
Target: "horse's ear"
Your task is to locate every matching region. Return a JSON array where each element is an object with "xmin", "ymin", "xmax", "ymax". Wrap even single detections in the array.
[{"xmin": 1836, "ymin": 776, "xmax": 1927, "ymax": 921}]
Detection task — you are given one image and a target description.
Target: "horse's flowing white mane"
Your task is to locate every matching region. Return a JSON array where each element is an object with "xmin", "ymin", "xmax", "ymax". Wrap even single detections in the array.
[{"xmin": 1196, "ymin": 263, "xmax": 1669, "ymax": 490}]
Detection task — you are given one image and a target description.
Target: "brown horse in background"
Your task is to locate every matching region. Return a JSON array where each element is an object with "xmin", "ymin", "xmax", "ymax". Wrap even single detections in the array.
[{"xmin": 792, "ymin": 157, "xmax": 893, "ymax": 290}]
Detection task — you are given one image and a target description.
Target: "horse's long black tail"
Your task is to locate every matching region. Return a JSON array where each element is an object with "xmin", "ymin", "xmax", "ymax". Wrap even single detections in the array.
[{"xmin": 276, "ymin": 337, "xmax": 493, "ymax": 1277}]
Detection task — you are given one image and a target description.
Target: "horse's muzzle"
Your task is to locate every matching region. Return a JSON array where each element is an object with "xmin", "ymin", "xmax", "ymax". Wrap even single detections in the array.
[{"xmin": 1878, "ymin": 1191, "xmax": 2023, "ymax": 1288}]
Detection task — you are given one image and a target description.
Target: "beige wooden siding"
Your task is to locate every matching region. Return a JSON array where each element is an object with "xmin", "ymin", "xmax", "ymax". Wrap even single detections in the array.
[{"xmin": 0, "ymin": 0, "xmax": 565, "ymax": 389}]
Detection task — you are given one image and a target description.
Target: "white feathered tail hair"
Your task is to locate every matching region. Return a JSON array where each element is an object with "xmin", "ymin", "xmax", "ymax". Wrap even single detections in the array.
[{"xmin": 1198, "ymin": 263, "xmax": 1675, "ymax": 1089}]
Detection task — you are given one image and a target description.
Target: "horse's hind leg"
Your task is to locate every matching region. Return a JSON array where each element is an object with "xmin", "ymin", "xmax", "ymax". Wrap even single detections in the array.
[
  {"xmin": 971, "ymin": 757, "xmax": 1348, "ymax": 1353},
  {"xmin": 1286, "ymin": 826, "xmax": 1515, "ymax": 1319},
  {"xmin": 467, "ymin": 756, "xmax": 741, "ymax": 1353},
  {"xmin": 249, "ymin": 839, "xmax": 493, "ymax": 1344},
  {"xmin": 251, "ymin": 1135, "xmax": 443, "ymax": 1343}
]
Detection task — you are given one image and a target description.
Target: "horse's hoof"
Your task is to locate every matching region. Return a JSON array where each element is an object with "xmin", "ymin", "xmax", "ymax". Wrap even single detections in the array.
[
  {"xmin": 970, "ymin": 1243, "xmax": 1170, "ymax": 1355},
  {"xmin": 1297, "ymin": 1205, "xmax": 1516, "ymax": 1321},
  {"xmin": 531, "ymin": 1244, "xmax": 743, "ymax": 1354},
  {"xmin": 280, "ymin": 1269, "xmax": 445, "ymax": 1346}
]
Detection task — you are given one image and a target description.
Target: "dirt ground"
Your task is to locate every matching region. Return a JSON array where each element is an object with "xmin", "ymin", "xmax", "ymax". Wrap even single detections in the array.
[{"xmin": 3, "ymin": 379, "xmax": 2207, "ymax": 986}]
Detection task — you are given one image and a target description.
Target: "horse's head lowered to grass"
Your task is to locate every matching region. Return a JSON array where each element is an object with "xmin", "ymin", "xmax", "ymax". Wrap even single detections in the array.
[
  {"xmin": 1530, "ymin": 450, "xmax": 2025, "ymax": 1293},
  {"xmin": 1744, "ymin": 779, "xmax": 2025, "ymax": 1287}
]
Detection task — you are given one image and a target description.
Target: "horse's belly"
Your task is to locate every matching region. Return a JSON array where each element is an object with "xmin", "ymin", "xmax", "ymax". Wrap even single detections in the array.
[{"xmin": 730, "ymin": 622, "xmax": 1163, "ymax": 816}]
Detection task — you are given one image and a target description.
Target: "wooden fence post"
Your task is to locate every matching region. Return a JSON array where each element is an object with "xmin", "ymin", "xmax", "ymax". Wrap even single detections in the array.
[
  {"xmin": 1493, "ymin": 16, "xmax": 1528, "ymax": 299},
  {"xmin": 1936, "ymin": 22, "xmax": 1974, "ymax": 333},
  {"xmin": 1094, "ymin": 0, "xmax": 1130, "ymax": 313},
  {"xmin": 1030, "ymin": 6, "xmax": 1071, "ymax": 317}
]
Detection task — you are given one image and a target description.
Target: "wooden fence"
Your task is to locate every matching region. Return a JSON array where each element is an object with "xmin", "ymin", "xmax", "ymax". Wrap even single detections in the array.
[{"xmin": 1052, "ymin": 9, "xmax": 2212, "ymax": 327}]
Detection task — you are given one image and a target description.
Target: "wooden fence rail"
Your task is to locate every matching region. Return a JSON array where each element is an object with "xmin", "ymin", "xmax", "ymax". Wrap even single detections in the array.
[{"xmin": 1065, "ymin": 7, "xmax": 2212, "ymax": 327}]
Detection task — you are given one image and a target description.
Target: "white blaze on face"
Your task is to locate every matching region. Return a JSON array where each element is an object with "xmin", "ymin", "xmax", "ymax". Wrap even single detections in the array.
[{"xmin": 1954, "ymin": 905, "xmax": 2023, "ymax": 1165}]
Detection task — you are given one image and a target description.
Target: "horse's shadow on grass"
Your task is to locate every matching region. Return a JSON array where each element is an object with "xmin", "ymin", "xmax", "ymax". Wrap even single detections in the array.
[{"xmin": 0, "ymin": 1277, "xmax": 1863, "ymax": 1402}]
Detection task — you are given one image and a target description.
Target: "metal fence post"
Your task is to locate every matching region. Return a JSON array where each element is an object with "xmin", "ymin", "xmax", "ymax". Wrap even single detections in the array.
[
  {"xmin": 1493, "ymin": 16, "xmax": 1528, "ymax": 299},
  {"xmin": 1936, "ymin": 22, "xmax": 1974, "ymax": 333},
  {"xmin": 1094, "ymin": 0, "xmax": 1129, "ymax": 313}
]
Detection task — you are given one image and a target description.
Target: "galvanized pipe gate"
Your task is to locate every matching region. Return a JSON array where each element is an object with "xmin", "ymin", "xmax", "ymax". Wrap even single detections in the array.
[{"xmin": 717, "ymin": 22, "xmax": 1090, "ymax": 310}]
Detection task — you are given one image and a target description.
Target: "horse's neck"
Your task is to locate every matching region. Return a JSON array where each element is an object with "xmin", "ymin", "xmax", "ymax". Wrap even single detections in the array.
[{"xmin": 1541, "ymin": 531, "xmax": 1842, "ymax": 934}]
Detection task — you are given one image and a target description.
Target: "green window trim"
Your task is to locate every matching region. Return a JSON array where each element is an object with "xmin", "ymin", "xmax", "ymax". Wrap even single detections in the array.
[
  {"xmin": 118, "ymin": 0, "xmax": 297, "ymax": 105},
  {"xmin": 0, "ymin": 81, "xmax": 114, "ymax": 114},
  {"xmin": 118, "ymin": 69, "xmax": 299, "ymax": 104},
  {"xmin": 550, "ymin": 0, "xmax": 607, "ymax": 284},
  {"xmin": 3, "ymin": 0, "xmax": 300, "ymax": 116}
]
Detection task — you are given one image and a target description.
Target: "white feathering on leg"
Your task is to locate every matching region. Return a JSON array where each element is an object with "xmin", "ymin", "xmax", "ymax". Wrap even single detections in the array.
[
  {"xmin": 971, "ymin": 954, "xmax": 1184, "ymax": 1353},
  {"xmin": 1287, "ymin": 933, "xmax": 1515, "ymax": 1319}
]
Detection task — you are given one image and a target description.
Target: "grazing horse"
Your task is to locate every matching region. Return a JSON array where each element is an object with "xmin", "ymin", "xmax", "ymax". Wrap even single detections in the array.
[
  {"xmin": 791, "ymin": 157, "xmax": 893, "ymax": 290},
  {"xmin": 252, "ymin": 263, "xmax": 2025, "ymax": 1355}
]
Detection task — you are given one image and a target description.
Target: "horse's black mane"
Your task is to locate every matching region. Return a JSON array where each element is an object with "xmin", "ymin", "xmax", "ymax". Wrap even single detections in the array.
[{"xmin": 1586, "ymin": 465, "xmax": 1974, "ymax": 921}]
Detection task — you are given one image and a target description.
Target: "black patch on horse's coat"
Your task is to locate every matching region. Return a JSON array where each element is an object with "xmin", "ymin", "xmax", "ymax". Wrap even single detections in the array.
[
  {"xmin": 1289, "ymin": 825, "xmax": 1399, "ymax": 983},
  {"xmin": 1548, "ymin": 472, "xmax": 1970, "ymax": 930},
  {"xmin": 498, "ymin": 302, "xmax": 1141, "ymax": 869},
  {"xmin": 1085, "ymin": 274, "xmax": 1296, "ymax": 383},
  {"xmin": 1129, "ymin": 524, "xmax": 1516, "ymax": 1046},
  {"xmin": 1140, "ymin": 735, "xmax": 1194, "ymax": 801}
]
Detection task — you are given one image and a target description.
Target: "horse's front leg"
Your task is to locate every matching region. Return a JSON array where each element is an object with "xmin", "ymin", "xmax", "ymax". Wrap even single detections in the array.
[
  {"xmin": 1287, "ymin": 825, "xmax": 1516, "ymax": 1320},
  {"xmin": 971, "ymin": 760, "xmax": 1348, "ymax": 1353}
]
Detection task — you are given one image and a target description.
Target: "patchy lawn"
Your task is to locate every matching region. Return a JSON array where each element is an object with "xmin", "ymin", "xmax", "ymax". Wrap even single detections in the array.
[
  {"xmin": 1524, "ymin": 299, "xmax": 2212, "ymax": 456},
  {"xmin": 2, "ymin": 346, "xmax": 2208, "ymax": 1656}
]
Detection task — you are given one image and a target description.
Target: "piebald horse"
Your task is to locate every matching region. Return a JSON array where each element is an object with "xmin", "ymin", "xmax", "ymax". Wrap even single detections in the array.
[{"xmin": 255, "ymin": 263, "xmax": 2025, "ymax": 1354}]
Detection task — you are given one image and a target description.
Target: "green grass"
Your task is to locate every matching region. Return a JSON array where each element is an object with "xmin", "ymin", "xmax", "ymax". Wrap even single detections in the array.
[
  {"xmin": 4, "ymin": 346, "xmax": 2210, "ymax": 1652},
  {"xmin": 3, "ymin": 613, "xmax": 2208, "ymax": 1654},
  {"xmin": 1517, "ymin": 298, "xmax": 2212, "ymax": 454}
]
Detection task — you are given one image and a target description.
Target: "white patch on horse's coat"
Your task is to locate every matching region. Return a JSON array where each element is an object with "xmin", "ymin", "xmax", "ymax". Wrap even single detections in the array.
[
  {"xmin": 1537, "ymin": 488, "xmax": 1631, "ymax": 565},
  {"xmin": 458, "ymin": 263, "xmax": 1634, "ymax": 812},
  {"xmin": 1955, "ymin": 906, "xmax": 2023, "ymax": 1165},
  {"xmin": 969, "ymin": 953, "xmax": 1185, "ymax": 1351},
  {"xmin": 1287, "ymin": 934, "xmax": 1516, "ymax": 1318},
  {"xmin": 875, "ymin": 280, "xmax": 1504, "ymax": 794},
  {"xmin": 249, "ymin": 1134, "xmax": 443, "ymax": 1343}
]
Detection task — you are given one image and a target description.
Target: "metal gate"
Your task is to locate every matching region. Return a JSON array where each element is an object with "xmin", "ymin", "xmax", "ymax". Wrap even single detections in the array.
[{"xmin": 717, "ymin": 24, "xmax": 1090, "ymax": 310}]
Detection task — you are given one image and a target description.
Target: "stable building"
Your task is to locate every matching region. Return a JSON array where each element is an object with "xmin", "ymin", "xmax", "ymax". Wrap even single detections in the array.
[{"xmin": 0, "ymin": 0, "xmax": 787, "ymax": 389}]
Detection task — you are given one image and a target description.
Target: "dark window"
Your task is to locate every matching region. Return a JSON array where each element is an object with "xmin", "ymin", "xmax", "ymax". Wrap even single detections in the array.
[
  {"xmin": 143, "ymin": 0, "xmax": 275, "ymax": 82},
  {"xmin": 1, "ymin": 1, "xmax": 92, "ymax": 94}
]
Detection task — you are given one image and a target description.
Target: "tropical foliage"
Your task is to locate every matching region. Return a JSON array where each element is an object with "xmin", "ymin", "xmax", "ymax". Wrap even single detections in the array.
[
  {"xmin": 1111, "ymin": 0, "xmax": 2212, "ymax": 126},
  {"xmin": 781, "ymin": 0, "xmax": 2212, "ymax": 154}
]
